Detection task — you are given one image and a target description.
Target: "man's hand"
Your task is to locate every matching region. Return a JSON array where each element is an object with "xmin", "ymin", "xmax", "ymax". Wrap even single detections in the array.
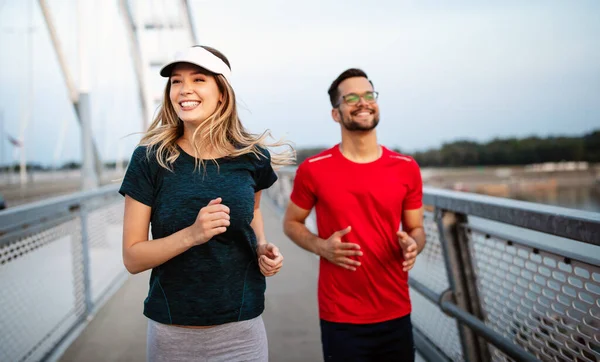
[
  {"xmin": 318, "ymin": 226, "xmax": 363, "ymax": 271},
  {"xmin": 257, "ymin": 243, "xmax": 284, "ymax": 277},
  {"xmin": 397, "ymin": 231, "xmax": 418, "ymax": 272}
]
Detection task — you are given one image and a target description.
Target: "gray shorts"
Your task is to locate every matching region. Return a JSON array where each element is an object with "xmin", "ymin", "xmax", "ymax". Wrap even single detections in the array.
[{"xmin": 147, "ymin": 316, "xmax": 268, "ymax": 362}]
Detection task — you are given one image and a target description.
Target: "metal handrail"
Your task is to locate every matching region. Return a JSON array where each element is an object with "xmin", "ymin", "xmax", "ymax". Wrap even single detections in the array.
[
  {"xmin": 275, "ymin": 169, "xmax": 600, "ymax": 245},
  {"xmin": 409, "ymin": 279, "xmax": 538, "ymax": 362},
  {"xmin": 423, "ymin": 186, "xmax": 600, "ymax": 245},
  {"xmin": 0, "ymin": 183, "xmax": 121, "ymax": 238}
]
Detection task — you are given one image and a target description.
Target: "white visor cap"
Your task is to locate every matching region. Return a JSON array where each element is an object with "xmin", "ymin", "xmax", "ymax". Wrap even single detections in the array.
[{"xmin": 159, "ymin": 46, "xmax": 232, "ymax": 83}]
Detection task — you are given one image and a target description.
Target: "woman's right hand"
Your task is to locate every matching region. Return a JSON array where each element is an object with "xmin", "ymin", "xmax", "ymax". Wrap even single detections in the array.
[{"xmin": 188, "ymin": 197, "xmax": 230, "ymax": 246}]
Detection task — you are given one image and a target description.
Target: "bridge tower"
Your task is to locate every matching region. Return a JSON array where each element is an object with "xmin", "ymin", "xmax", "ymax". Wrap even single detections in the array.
[{"xmin": 120, "ymin": 0, "xmax": 198, "ymax": 132}]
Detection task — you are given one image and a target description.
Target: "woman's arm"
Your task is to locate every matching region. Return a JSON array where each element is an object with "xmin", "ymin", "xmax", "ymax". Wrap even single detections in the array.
[
  {"xmin": 250, "ymin": 191, "xmax": 268, "ymax": 248},
  {"xmin": 251, "ymin": 191, "xmax": 283, "ymax": 277},
  {"xmin": 122, "ymin": 195, "xmax": 230, "ymax": 274}
]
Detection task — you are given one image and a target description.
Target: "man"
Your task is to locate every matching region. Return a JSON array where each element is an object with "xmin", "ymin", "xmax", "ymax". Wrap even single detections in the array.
[{"xmin": 283, "ymin": 68, "xmax": 426, "ymax": 362}]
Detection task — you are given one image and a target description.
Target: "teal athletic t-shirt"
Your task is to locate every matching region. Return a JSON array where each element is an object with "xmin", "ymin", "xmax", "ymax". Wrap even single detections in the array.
[{"xmin": 118, "ymin": 144, "xmax": 278, "ymax": 326}]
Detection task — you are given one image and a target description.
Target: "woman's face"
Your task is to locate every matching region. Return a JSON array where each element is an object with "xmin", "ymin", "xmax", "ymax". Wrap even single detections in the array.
[{"xmin": 169, "ymin": 62, "xmax": 222, "ymax": 125}]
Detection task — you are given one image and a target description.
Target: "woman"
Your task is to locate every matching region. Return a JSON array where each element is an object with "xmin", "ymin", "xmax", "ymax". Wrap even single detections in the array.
[{"xmin": 119, "ymin": 45, "xmax": 294, "ymax": 361}]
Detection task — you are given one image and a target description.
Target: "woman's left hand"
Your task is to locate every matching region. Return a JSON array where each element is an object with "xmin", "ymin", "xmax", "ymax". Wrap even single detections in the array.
[{"xmin": 257, "ymin": 243, "xmax": 284, "ymax": 277}]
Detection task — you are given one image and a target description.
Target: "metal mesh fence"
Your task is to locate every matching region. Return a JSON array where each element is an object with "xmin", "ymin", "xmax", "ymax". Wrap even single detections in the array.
[
  {"xmin": 86, "ymin": 202, "xmax": 126, "ymax": 303},
  {"xmin": 410, "ymin": 290, "xmax": 465, "ymax": 361},
  {"xmin": 0, "ymin": 192, "xmax": 125, "ymax": 362},
  {"xmin": 0, "ymin": 218, "xmax": 83, "ymax": 362},
  {"xmin": 411, "ymin": 212, "xmax": 451, "ymax": 294},
  {"xmin": 265, "ymin": 171, "xmax": 294, "ymax": 211},
  {"xmin": 411, "ymin": 211, "xmax": 464, "ymax": 361},
  {"xmin": 469, "ymin": 228, "xmax": 600, "ymax": 362}
]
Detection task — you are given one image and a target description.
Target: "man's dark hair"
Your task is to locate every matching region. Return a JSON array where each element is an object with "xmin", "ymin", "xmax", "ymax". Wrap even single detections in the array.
[{"xmin": 327, "ymin": 68, "xmax": 374, "ymax": 107}]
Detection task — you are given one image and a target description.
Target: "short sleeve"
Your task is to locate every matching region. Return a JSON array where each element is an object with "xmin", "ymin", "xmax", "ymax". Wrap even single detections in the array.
[
  {"xmin": 253, "ymin": 148, "xmax": 278, "ymax": 192},
  {"xmin": 119, "ymin": 146, "xmax": 156, "ymax": 206},
  {"xmin": 290, "ymin": 161, "xmax": 317, "ymax": 210},
  {"xmin": 403, "ymin": 159, "xmax": 423, "ymax": 210}
]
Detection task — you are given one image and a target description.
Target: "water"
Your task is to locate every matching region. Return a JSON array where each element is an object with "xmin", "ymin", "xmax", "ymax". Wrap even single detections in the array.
[{"xmin": 511, "ymin": 184, "xmax": 600, "ymax": 213}]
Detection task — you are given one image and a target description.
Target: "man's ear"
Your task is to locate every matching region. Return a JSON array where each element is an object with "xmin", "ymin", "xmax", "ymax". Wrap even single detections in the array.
[{"xmin": 332, "ymin": 107, "xmax": 341, "ymax": 123}]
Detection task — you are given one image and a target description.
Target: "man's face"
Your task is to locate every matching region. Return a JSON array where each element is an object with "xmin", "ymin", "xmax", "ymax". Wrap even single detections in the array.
[{"xmin": 333, "ymin": 77, "xmax": 380, "ymax": 132}]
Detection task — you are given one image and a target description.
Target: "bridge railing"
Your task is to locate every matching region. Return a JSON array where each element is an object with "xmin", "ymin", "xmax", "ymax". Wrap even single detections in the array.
[
  {"xmin": 267, "ymin": 170, "xmax": 600, "ymax": 362},
  {"xmin": 1, "ymin": 172, "xmax": 599, "ymax": 362},
  {"xmin": 0, "ymin": 184, "xmax": 125, "ymax": 362}
]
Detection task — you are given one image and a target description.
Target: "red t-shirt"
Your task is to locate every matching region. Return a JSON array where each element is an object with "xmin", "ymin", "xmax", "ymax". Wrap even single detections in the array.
[{"xmin": 290, "ymin": 144, "xmax": 423, "ymax": 324}]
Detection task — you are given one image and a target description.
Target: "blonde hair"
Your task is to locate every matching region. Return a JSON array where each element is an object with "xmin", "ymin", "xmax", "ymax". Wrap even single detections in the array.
[{"xmin": 139, "ymin": 46, "xmax": 295, "ymax": 171}]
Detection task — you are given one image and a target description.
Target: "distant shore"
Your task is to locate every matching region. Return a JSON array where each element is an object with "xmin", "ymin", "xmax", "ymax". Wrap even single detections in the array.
[
  {"xmin": 1, "ymin": 162, "xmax": 599, "ymax": 209},
  {"xmin": 423, "ymin": 162, "xmax": 599, "ymax": 197}
]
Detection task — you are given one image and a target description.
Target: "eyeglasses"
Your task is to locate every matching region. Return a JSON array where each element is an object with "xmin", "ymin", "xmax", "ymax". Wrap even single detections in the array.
[{"xmin": 337, "ymin": 91, "xmax": 379, "ymax": 107}]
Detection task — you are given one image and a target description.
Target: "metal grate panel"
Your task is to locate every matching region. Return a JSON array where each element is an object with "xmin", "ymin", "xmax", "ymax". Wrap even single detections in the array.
[
  {"xmin": 0, "ymin": 196, "xmax": 125, "ymax": 362},
  {"xmin": 411, "ymin": 212, "xmax": 451, "ymax": 294},
  {"xmin": 0, "ymin": 219, "xmax": 83, "ymax": 362},
  {"xmin": 410, "ymin": 212, "xmax": 464, "ymax": 361},
  {"xmin": 411, "ymin": 289, "xmax": 465, "ymax": 362},
  {"xmin": 86, "ymin": 202, "xmax": 126, "ymax": 303},
  {"xmin": 469, "ymin": 229, "xmax": 600, "ymax": 362}
]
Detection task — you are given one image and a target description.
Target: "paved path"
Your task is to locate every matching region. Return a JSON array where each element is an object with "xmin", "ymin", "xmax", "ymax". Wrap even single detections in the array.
[{"xmin": 60, "ymin": 197, "xmax": 323, "ymax": 362}]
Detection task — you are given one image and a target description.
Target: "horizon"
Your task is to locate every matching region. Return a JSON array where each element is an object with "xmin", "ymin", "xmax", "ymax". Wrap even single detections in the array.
[{"xmin": 1, "ymin": 127, "xmax": 597, "ymax": 168}]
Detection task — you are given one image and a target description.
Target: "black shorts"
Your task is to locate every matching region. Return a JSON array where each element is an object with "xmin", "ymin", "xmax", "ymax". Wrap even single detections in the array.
[{"xmin": 320, "ymin": 314, "xmax": 415, "ymax": 362}]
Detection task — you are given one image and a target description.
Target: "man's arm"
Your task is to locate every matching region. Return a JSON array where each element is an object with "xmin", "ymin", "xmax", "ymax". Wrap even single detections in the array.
[
  {"xmin": 402, "ymin": 206, "xmax": 426, "ymax": 254},
  {"xmin": 283, "ymin": 201, "xmax": 322, "ymax": 254},
  {"xmin": 283, "ymin": 201, "xmax": 362, "ymax": 271},
  {"xmin": 396, "ymin": 206, "xmax": 426, "ymax": 272}
]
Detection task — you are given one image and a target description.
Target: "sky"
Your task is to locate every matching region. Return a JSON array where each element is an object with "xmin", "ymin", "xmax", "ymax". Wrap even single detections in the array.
[{"xmin": 0, "ymin": 0, "xmax": 599, "ymax": 166}]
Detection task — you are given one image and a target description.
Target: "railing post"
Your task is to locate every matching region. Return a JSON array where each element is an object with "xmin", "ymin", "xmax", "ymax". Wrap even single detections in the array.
[
  {"xmin": 79, "ymin": 203, "xmax": 94, "ymax": 318},
  {"xmin": 455, "ymin": 218, "xmax": 490, "ymax": 361},
  {"xmin": 435, "ymin": 208, "xmax": 489, "ymax": 362}
]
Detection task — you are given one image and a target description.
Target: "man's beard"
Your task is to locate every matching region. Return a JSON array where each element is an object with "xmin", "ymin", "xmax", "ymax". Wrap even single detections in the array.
[{"xmin": 340, "ymin": 108, "xmax": 380, "ymax": 131}]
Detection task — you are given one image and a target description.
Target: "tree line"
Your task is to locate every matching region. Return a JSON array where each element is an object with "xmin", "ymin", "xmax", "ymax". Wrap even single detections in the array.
[
  {"xmin": 2, "ymin": 130, "xmax": 598, "ymax": 171},
  {"xmin": 295, "ymin": 129, "xmax": 600, "ymax": 167}
]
